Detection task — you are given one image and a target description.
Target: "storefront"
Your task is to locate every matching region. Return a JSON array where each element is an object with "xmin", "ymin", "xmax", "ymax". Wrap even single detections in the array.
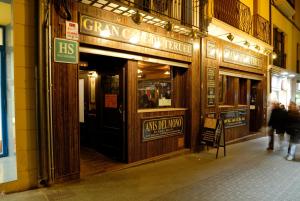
[
  {"xmin": 50, "ymin": 1, "xmax": 201, "ymax": 182},
  {"xmin": 202, "ymin": 36, "xmax": 268, "ymax": 143},
  {"xmin": 269, "ymin": 66, "xmax": 295, "ymax": 108}
]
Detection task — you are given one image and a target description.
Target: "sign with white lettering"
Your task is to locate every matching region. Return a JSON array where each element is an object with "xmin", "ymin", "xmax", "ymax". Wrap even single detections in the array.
[
  {"xmin": 142, "ymin": 116, "xmax": 184, "ymax": 141},
  {"xmin": 207, "ymin": 67, "xmax": 216, "ymax": 106},
  {"xmin": 54, "ymin": 38, "xmax": 78, "ymax": 64},
  {"xmin": 66, "ymin": 21, "xmax": 79, "ymax": 40},
  {"xmin": 79, "ymin": 15, "xmax": 193, "ymax": 56},
  {"xmin": 223, "ymin": 46, "xmax": 262, "ymax": 68},
  {"xmin": 220, "ymin": 110, "xmax": 247, "ymax": 128}
]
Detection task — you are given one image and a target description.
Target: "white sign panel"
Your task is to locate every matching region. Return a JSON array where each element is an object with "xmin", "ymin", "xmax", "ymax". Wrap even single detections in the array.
[{"xmin": 66, "ymin": 21, "xmax": 79, "ymax": 40}]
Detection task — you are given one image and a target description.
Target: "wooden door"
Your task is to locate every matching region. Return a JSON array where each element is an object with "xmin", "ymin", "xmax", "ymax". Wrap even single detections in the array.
[{"xmin": 99, "ymin": 63, "xmax": 127, "ymax": 161}]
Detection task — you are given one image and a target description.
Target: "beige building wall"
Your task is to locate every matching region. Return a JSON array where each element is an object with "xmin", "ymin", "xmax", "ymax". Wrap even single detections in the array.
[
  {"xmin": 272, "ymin": 6, "xmax": 298, "ymax": 72},
  {"xmin": 0, "ymin": 0, "xmax": 38, "ymax": 192}
]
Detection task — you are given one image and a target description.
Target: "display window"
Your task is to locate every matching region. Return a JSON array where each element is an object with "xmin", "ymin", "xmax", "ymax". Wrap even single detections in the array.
[{"xmin": 137, "ymin": 61, "xmax": 172, "ymax": 109}]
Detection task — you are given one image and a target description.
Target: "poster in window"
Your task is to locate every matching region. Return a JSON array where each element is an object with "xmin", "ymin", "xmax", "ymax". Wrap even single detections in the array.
[{"xmin": 105, "ymin": 94, "xmax": 118, "ymax": 108}]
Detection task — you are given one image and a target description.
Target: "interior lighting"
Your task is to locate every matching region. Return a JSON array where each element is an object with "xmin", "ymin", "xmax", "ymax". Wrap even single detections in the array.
[
  {"xmin": 137, "ymin": 69, "xmax": 143, "ymax": 74},
  {"xmin": 88, "ymin": 71, "xmax": 98, "ymax": 78},
  {"xmin": 164, "ymin": 71, "xmax": 170, "ymax": 75},
  {"xmin": 272, "ymin": 52, "xmax": 277, "ymax": 59},
  {"xmin": 226, "ymin": 33, "xmax": 234, "ymax": 42}
]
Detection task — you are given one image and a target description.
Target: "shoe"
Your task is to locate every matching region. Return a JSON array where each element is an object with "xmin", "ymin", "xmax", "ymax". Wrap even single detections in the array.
[{"xmin": 286, "ymin": 155, "xmax": 294, "ymax": 161}]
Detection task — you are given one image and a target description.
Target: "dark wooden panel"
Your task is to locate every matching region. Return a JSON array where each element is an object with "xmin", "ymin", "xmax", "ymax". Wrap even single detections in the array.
[
  {"xmin": 202, "ymin": 36, "xmax": 267, "ymax": 144},
  {"xmin": 51, "ymin": 1, "xmax": 80, "ymax": 182}
]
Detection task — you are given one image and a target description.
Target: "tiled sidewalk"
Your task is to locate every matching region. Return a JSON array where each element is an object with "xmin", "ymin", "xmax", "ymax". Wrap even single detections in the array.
[{"xmin": 1, "ymin": 135, "xmax": 299, "ymax": 201}]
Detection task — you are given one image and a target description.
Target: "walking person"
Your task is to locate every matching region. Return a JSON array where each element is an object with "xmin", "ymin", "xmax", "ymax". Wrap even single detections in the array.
[
  {"xmin": 267, "ymin": 102, "xmax": 287, "ymax": 150},
  {"xmin": 285, "ymin": 102, "xmax": 300, "ymax": 161}
]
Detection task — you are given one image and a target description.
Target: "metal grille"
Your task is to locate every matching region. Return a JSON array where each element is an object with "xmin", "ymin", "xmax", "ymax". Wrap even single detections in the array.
[
  {"xmin": 253, "ymin": 14, "xmax": 270, "ymax": 44},
  {"xmin": 79, "ymin": 0, "xmax": 205, "ymax": 36},
  {"xmin": 213, "ymin": 0, "xmax": 252, "ymax": 34}
]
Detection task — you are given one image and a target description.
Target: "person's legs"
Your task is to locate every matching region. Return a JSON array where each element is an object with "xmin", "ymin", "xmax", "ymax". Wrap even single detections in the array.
[
  {"xmin": 287, "ymin": 143, "xmax": 296, "ymax": 161},
  {"xmin": 267, "ymin": 128, "xmax": 274, "ymax": 150}
]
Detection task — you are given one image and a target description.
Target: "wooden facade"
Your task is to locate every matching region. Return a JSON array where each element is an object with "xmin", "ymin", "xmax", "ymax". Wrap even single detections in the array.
[
  {"xmin": 50, "ymin": 1, "xmax": 200, "ymax": 183},
  {"xmin": 202, "ymin": 36, "xmax": 267, "ymax": 143}
]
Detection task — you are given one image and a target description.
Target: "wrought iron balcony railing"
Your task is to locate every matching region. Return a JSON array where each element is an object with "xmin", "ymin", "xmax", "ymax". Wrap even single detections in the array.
[
  {"xmin": 213, "ymin": 0, "xmax": 252, "ymax": 34},
  {"xmin": 253, "ymin": 14, "xmax": 271, "ymax": 44},
  {"xmin": 116, "ymin": 0, "xmax": 201, "ymax": 29}
]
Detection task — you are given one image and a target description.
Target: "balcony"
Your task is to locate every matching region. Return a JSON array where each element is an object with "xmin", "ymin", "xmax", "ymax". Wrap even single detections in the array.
[
  {"xmin": 253, "ymin": 14, "xmax": 270, "ymax": 44},
  {"xmin": 211, "ymin": 0, "xmax": 271, "ymax": 45},
  {"xmin": 213, "ymin": 0, "xmax": 252, "ymax": 35},
  {"xmin": 273, "ymin": 0, "xmax": 296, "ymax": 19},
  {"xmin": 79, "ymin": 0, "xmax": 205, "ymax": 36}
]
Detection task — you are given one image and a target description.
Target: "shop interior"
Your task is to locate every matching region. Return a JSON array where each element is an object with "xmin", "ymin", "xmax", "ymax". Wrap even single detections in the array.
[{"xmin": 79, "ymin": 53, "xmax": 127, "ymax": 176}]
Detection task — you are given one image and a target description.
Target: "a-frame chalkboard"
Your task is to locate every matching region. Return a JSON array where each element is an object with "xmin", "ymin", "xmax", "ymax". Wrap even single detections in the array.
[{"xmin": 201, "ymin": 118, "xmax": 226, "ymax": 158}]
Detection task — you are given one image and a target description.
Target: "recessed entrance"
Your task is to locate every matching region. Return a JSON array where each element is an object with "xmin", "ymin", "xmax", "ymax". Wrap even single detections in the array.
[{"xmin": 79, "ymin": 53, "xmax": 127, "ymax": 177}]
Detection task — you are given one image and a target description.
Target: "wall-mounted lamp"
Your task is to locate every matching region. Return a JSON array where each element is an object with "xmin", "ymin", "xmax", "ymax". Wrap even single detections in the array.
[
  {"xmin": 243, "ymin": 41, "xmax": 250, "ymax": 48},
  {"xmin": 131, "ymin": 10, "xmax": 142, "ymax": 24},
  {"xmin": 164, "ymin": 21, "xmax": 173, "ymax": 32},
  {"xmin": 190, "ymin": 29, "xmax": 199, "ymax": 40},
  {"xmin": 272, "ymin": 52, "xmax": 277, "ymax": 59},
  {"xmin": 226, "ymin": 33, "xmax": 234, "ymax": 42}
]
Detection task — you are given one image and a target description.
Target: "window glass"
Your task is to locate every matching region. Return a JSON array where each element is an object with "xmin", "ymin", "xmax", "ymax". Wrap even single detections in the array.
[{"xmin": 137, "ymin": 61, "xmax": 172, "ymax": 109}]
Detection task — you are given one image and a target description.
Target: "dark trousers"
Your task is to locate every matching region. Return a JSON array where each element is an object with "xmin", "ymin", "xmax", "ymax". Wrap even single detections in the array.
[{"xmin": 268, "ymin": 128, "xmax": 274, "ymax": 149}]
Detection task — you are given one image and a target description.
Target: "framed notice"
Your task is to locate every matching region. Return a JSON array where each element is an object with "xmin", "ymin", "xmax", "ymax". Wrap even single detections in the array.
[{"xmin": 207, "ymin": 67, "xmax": 216, "ymax": 107}]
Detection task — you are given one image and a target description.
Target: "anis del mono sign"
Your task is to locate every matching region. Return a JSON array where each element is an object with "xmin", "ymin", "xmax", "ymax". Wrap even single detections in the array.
[{"xmin": 142, "ymin": 116, "xmax": 184, "ymax": 141}]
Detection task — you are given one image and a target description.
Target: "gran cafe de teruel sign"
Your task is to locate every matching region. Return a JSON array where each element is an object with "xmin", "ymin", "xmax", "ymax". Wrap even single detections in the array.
[{"xmin": 79, "ymin": 15, "xmax": 193, "ymax": 56}]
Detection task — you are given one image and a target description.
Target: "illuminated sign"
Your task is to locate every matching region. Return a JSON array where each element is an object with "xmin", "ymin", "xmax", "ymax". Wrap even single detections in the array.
[
  {"xmin": 142, "ymin": 116, "xmax": 184, "ymax": 141},
  {"xmin": 80, "ymin": 15, "xmax": 193, "ymax": 56},
  {"xmin": 223, "ymin": 46, "xmax": 262, "ymax": 68}
]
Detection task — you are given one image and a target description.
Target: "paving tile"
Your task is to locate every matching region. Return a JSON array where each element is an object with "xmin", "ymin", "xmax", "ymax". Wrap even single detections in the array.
[{"xmin": 3, "ymin": 136, "xmax": 300, "ymax": 201}]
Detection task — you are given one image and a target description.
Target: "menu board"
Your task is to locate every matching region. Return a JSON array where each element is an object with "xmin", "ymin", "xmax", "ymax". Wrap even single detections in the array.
[{"xmin": 207, "ymin": 67, "xmax": 216, "ymax": 106}]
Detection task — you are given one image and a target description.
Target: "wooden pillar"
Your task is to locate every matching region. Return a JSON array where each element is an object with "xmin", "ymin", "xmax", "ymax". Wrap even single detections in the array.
[
  {"xmin": 51, "ymin": 1, "xmax": 80, "ymax": 183},
  {"xmin": 190, "ymin": 38, "xmax": 201, "ymax": 151}
]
